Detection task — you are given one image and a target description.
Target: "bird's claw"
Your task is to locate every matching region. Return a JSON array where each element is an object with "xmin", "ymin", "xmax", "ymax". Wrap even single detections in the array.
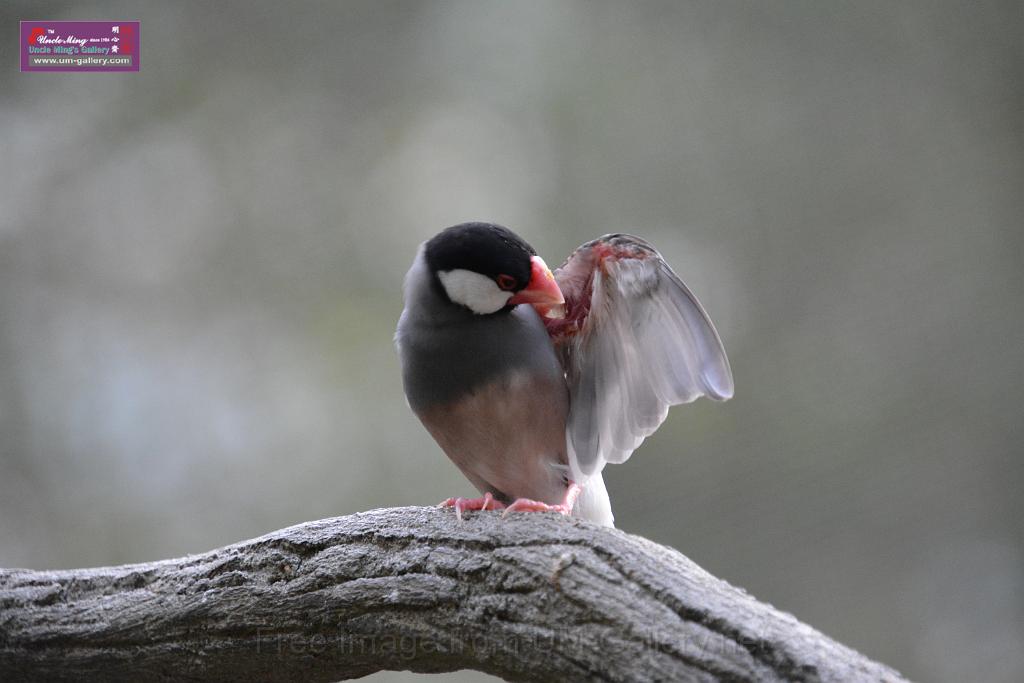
[
  {"xmin": 438, "ymin": 492, "xmax": 504, "ymax": 521},
  {"xmin": 501, "ymin": 482, "xmax": 583, "ymax": 519},
  {"xmin": 501, "ymin": 498, "xmax": 572, "ymax": 516}
]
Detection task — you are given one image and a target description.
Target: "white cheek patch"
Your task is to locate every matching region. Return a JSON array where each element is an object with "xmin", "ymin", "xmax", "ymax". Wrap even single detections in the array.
[{"xmin": 438, "ymin": 269, "xmax": 513, "ymax": 315}]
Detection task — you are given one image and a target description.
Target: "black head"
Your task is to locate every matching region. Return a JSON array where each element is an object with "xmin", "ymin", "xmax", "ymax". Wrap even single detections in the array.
[
  {"xmin": 425, "ymin": 222, "xmax": 536, "ymax": 289},
  {"xmin": 417, "ymin": 223, "xmax": 563, "ymax": 316}
]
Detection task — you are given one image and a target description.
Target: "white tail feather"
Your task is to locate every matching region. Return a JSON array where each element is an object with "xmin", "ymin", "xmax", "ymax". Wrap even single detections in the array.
[{"xmin": 574, "ymin": 473, "xmax": 614, "ymax": 527}]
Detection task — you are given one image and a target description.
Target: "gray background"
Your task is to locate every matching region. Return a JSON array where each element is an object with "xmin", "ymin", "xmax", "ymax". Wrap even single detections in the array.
[{"xmin": 1, "ymin": 2, "xmax": 1021, "ymax": 681}]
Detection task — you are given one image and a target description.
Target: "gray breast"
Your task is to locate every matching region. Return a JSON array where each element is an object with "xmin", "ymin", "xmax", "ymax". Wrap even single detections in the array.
[{"xmin": 397, "ymin": 303, "xmax": 564, "ymax": 413}]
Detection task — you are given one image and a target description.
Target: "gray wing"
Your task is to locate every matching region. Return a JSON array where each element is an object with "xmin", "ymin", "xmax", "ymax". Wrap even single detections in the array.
[{"xmin": 550, "ymin": 235, "xmax": 733, "ymax": 481}]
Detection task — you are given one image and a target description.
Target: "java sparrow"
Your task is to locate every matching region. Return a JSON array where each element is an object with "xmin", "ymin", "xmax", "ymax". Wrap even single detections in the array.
[{"xmin": 396, "ymin": 222, "xmax": 733, "ymax": 526}]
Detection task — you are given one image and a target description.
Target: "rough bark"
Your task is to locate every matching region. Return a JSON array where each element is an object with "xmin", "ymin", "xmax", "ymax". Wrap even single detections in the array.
[{"xmin": 0, "ymin": 506, "xmax": 906, "ymax": 682}]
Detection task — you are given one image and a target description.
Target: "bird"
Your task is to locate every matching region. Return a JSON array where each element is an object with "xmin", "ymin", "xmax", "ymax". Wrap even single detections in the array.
[{"xmin": 395, "ymin": 222, "xmax": 733, "ymax": 527}]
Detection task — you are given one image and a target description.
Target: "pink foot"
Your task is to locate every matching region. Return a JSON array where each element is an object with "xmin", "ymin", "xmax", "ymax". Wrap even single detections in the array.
[
  {"xmin": 502, "ymin": 482, "xmax": 582, "ymax": 518},
  {"xmin": 438, "ymin": 492, "xmax": 505, "ymax": 521}
]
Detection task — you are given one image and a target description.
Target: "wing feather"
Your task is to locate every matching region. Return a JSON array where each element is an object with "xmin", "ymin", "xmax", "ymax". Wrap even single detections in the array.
[{"xmin": 550, "ymin": 235, "xmax": 733, "ymax": 480}]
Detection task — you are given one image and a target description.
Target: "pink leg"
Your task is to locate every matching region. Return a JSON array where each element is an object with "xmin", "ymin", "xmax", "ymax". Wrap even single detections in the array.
[
  {"xmin": 502, "ymin": 482, "xmax": 583, "ymax": 518},
  {"xmin": 438, "ymin": 492, "xmax": 505, "ymax": 521}
]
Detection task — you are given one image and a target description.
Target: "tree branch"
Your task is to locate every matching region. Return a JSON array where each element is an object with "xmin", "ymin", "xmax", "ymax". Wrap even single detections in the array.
[{"xmin": 0, "ymin": 507, "xmax": 905, "ymax": 682}]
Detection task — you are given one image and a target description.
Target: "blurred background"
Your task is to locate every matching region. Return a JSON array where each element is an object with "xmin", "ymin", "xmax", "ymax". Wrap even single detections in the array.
[{"xmin": 1, "ymin": 2, "xmax": 1021, "ymax": 681}]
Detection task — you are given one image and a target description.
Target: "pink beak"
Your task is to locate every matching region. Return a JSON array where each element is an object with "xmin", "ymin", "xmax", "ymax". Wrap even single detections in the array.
[{"xmin": 508, "ymin": 255, "xmax": 565, "ymax": 308}]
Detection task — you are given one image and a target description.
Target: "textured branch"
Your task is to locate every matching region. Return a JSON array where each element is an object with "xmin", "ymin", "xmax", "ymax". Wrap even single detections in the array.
[{"xmin": 0, "ymin": 507, "xmax": 905, "ymax": 682}]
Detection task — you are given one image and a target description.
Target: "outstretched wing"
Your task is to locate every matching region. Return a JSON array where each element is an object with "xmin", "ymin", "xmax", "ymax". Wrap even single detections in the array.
[{"xmin": 546, "ymin": 234, "xmax": 733, "ymax": 481}]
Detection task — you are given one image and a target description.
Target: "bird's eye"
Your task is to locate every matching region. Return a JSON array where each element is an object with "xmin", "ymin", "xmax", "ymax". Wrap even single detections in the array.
[{"xmin": 496, "ymin": 274, "xmax": 517, "ymax": 291}]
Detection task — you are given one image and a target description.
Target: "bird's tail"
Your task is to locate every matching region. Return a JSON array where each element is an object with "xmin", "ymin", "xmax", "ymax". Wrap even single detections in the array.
[{"xmin": 574, "ymin": 472, "xmax": 614, "ymax": 527}]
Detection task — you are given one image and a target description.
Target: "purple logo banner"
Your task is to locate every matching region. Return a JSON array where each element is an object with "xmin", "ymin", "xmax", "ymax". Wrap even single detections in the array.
[{"xmin": 21, "ymin": 21, "xmax": 139, "ymax": 72}]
